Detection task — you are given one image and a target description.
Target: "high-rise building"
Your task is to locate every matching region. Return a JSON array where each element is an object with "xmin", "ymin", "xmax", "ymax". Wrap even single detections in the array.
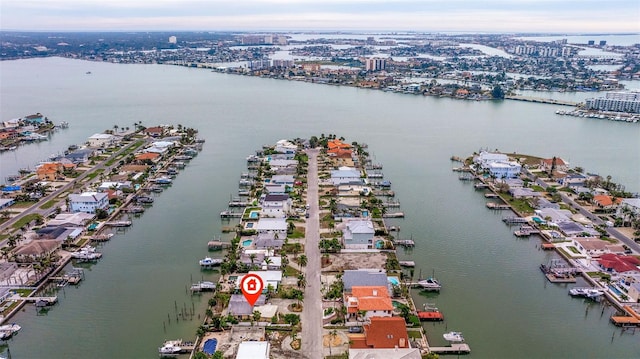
[
  {"xmin": 586, "ymin": 91, "xmax": 640, "ymax": 113},
  {"xmin": 599, "ymin": 40, "xmax": 607, "ymax": 46},
  {"xmin": 365, "ymin": 58, "xmax": 386, "ymax": 71},
  {"xmin": 168, "ymin": 36, "xmax": 177, "ymax": 44}
]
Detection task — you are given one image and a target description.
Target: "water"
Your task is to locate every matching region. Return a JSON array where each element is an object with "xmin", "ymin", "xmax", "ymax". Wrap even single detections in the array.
[{"xmin": 1, "ymin": 57, "xmax": 640, "ymax": 358}]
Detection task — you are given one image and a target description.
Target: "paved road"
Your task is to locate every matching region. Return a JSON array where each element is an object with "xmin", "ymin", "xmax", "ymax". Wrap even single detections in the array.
[
  {"xmin": 301, "ymin": 148, "xmax": 323, "ymax": 359},
  {"xmin": 0, "ymin": 140, "xmax": 143, "ymax": 241},
  {"xmin": 524, "ymin": 169, "xmax": 640, "ymax": 253}
]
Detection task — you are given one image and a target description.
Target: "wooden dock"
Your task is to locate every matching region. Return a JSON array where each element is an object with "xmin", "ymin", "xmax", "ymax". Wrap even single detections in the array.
[
  {"xmin": 430, "ymin": 343, "xmax": 471, "ymax": 354},
  {"xmin": 220, "ymin": 211, "xmax": 242, "ymax": 218},
  {"xmin": 502, "ymin": 216, "xmax": 528, "ymax": 224},
  {"xmin": 395, "ymin": 239, "xmax": 415, "ymax": 247},
  {"xmin": 486, "ymin": 202, "xmax": 511, "ymax": 210},
  {"xmin": 383, "ymin": 212, "xmax": 405, "ymax": 218}
]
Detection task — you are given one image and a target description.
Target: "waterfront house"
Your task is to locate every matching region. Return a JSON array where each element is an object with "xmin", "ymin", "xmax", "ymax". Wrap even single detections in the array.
[
  {"xmin": 145, "ymin": 141, "xmax": 174, "ymax": 154},
  {"xmin": 350, "ymin": 317, "xmax": 410, "ymax": 349},
  {"xmin": 268, "ymin": 175, "xmax": 295, "ymax": 186},
  {"xmin": 573, "ymin": 238, "xmax": 626, "ymax": 257},
  {"xmin": 328, "ymin": 148, "xmax": 354, "ymax": 167},
  {"xmin": 236, "ymin": 270, "xmax": 283, "ymax": 291},
  {"xmin": 509, "ymin": 187, "xmax": 543, "ymax": 199},
  {"xmin": 36, "ymin": 226, "xmax": 83, "ymax": 242},
  {"xmin": 14, "ymin": 239, "xmax": 62, "ymax": 263},
  {"xmin": 264, "ymin": 184, "xmax": 287, "ymax": 195},
  {"xmin": 343, "ymin": 269, "xmax": 389, "ymax": 294},
  {"xmin": 474, "ymin": 151, "xmax": 508, "ymax": 167},
  {"xmin": 144, "ymin": 126, "xmax": 164, "ymax": 137},
  {"xmin": 253, "ymin": 232, "xmax": 284, "ymax": 250},
  {"xmin": 228, "ymin": 294, "xmax": 267, "ymax": 318},
  {"xmin": 274, "ymin": 139, "xmax": 297, "ymax": 159},
  {"xmin": 268, "ymin": 159, "xmax": 298, "ymax": 174},
  {"xmin": 348, "ymin": 348, "xmax": 421, "ymax": 359},
  {"xmin": 240, "ymin": 252, "xmax": 266, "ymax": 268},
  {"xmin": 236, "ymin": 341, "xmax": 270, "ymax": 359},
  {"xmin": 65, "ymin": 148, "xmax": 94, "ymax": 164},
  {"xmin": 327, "ymin": 139, "xmax": 351, "ymax": 150},
  {"xmin": 97, "ymin": 181, "xmax": 133, "ymax": 192},
  {"xmin": 540, "ymin": 157, "xmax": 569, "ymax": 173},
  {"xmin": 331, "ymin": 166, "xmax": 363, "ymax": 186},
  {"xmin": 345, "ymin": 286, "xmax": 393, "ymax": 320},
  {"xmin": 36, "ymin": 162, "xmax": 64, "ymax": 181},
  {"xmin": 260, "ymin": 194, "xmax": 292, "ymax": 218},
  {"xmin": 341, "ymin": 219, "xmax": 375, "ymax": 249},
  {"xmin": 597, "ymin": 254, "xmax": 640, "ymax": 274},
  {"xmin": 48, "ymin": 212, "xmax": 94, "ymax": 227},
  {"xmin": 134, "ymin": 152, "xmax": 161, "ymax": 164},
  {"xmin": 87, "ymin": 133, "xmax": 117, "ymax": 147},
  {"xmin": 560, "ymin": 173, "xmax": 588, "ymax": 188},
  {"xmin": 485, "ymin": 161, "xmax": 522, "ymax": 179},
  {"xmin": 534, "ymin": 198, "xmax": 560, "ymax": 210},
  {"xmin": 69, "ymin": 192, "xmax": 109, "ymax": 213},
  {"xmin": 255, "ymin": 217, "xmax": 287, "ymax": 236}
]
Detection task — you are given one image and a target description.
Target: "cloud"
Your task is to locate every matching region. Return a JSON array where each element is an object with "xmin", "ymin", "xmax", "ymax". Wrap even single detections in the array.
[{"xmin": 1, "ymin": 0, "xmax": 639, "ymax": 32}]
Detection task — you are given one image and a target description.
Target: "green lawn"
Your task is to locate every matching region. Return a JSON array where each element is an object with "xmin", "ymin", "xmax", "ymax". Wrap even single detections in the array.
[
  {"xmin": 40, "ymin": 199, "xmax": 58, "ymax": 209},
  {"xmin": 12, "ymin": 213, "xmax": 42, "ymax": 229},
  {"xmin": 283, "ymin": 265, "xmax": 301, "ymax": 277}
]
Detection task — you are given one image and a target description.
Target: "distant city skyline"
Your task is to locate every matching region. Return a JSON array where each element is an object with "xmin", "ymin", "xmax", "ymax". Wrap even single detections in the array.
[{"xmin": 1, "ymin": 0, "xmax": 639, "ymax": 33}]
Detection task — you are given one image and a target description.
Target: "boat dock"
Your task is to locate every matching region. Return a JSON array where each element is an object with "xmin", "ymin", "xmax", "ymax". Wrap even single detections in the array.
[
  {"xmin": 105, "ymin": 220, "xmax": 132, "ymax": 227},
  {"xmin": 486, "ymin": 202, "xmax": 511, "ymax": 210},
  {"xmin": 430, "ymin": 343, "xmax": 471, "ymax": 354},
  {"xmin": 484, "ymin": 193, "xmax": 499, "ymax": 198},
  {"xmin": 383, "ymin": 212, "xmax": 404, "ymax": 218},
  {"xmin": 228, "ymin": 201, "xmax": 249, "ymax": 207},
  {"xmin": 190, "ymin": 281, "xmax": 216, "ymax": 293},
  {"xmin": 220, "ymin": 211, "xmax": 242, "ymax": 218},
  {"xmin": 394, "ymin": 239, "xmax": 415, "ymax": 247},
  {"xmin": 502, "ymin": 216, "xmax": 528, "ymax": 224},
  {"xmin": 514, "ymin": 225, "xmax": 540, "ymax": 237},
  {"xmin": 207, "ymin": 241, "xmax": 230, "ymax": 250},
  {"xmin": 399, "ymin": 261, "xmax": 415, "ymax": 267},
  {"xmin": 474, "ymin": 183, "xmax": 489, "ymax": 189}
]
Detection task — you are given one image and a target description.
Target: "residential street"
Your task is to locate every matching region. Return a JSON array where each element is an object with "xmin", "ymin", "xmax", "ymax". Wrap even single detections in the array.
[{"xmin": 301, "ymin": 148, "xmax": 323, "ymax": 359}]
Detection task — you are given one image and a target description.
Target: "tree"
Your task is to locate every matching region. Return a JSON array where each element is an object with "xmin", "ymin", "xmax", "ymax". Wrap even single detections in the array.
[
  {"xmin": 491, "ymin": 85, "xmax": 505, "ymax": 99},
  {"xmin": 252, "ymin": 310, "xmax": 261, "ymax": 324},
  {"xmin": 297, "ymin": 274, "xmax": 306, "ymax": 289},
  {"xmin": 298, "ymin": 254, "xmax": 308, "ymax": 268}
]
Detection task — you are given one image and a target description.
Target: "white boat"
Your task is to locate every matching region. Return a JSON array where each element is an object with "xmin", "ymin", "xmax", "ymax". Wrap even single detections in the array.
[
  {"xmin": 418, "ymin": 277, "xmax": 442, "ymax": 291},
  {"xmin": 443, "ymin": 331, "xmax": 464, "ymax": 342},
  {"xmin": 199, "ymin": 257, "xmax": 223, "ymax": 267},
  {"xmin": 71, "ymin": 246, "xmax": 102, "ymax": 261},
  {"xmin": 159, "ymin": 340, "xmax": 182, "ymax": 355},
  {"xmin": 0, "ymin": 323, "xmax": 21, "ymax": 339},
  {"xmin": 569, "ymin": 287, "xmax": 604, "ymax": 299}
]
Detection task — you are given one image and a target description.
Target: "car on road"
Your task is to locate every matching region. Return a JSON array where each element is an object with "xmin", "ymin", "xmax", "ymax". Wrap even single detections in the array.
[{"xmin": 348, "ymin": 326, "xmax": 362, "ymax": 333}]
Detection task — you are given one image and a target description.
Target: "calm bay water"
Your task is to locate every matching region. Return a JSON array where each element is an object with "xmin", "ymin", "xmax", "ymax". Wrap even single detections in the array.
[{"xmin": 1, "ymin": 57, "xmax": 639, "ymax": 358}]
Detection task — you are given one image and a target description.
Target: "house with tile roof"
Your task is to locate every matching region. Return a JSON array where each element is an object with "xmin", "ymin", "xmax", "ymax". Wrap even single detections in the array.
[
  {"xmin": 36, "ymin": 162, "xmax": 64, "ymax": 181},
  {"xmin": 597, "ymin": 254, "xmax": 640, "ymax": 274},
  {"xmin": 593, "ymin": 195, "xmax": 623, "ymax": 210},
  {"xmin": 540, "ymin": 157, "xmax": 569, "ymax": 173},
  {"xmin": 350, "ymin": 317, "xmax": 410, "ymax": 349},
  {"xmin": 346, "ymin": 286, "xmax": 393, "ymax": 320},
  {"xmin": 327, "ymin": 139, "xmax": 352, "ymax": 150}
]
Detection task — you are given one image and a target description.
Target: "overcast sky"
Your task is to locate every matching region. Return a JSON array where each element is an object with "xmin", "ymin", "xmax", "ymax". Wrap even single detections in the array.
[{"xmin": 1, "ymin": 0, "xmax": 639, "ymax": 32}]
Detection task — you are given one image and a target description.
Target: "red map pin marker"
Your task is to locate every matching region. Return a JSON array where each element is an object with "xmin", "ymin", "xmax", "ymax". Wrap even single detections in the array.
[{"xmin": 240, "ymin": 273, "xmax": 264, "ymax": 307}]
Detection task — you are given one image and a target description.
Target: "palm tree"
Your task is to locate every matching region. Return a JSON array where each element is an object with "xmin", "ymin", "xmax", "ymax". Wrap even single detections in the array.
[
  {"xmin": 297, "ymin": 274, "xmax": 306, "ymax": 289},
  {"xmin": 328, "ymin": 329, "xmax": 338, "ymax": 355},
  {"xmin": 298, "ymin": 254, "xmax": 308, "ymax": 268}
]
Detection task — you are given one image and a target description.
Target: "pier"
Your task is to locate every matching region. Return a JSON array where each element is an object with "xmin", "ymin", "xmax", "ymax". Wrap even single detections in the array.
[
  {"xmin": 502, "ymin": 216, "xmax": 528, "ymax": 224},
  {"xmin": 383, "ymin": 212, "xmax": 405, "ymax": 218},
  {"xmin": 486, "ymin": 202, "xmax": 511, "ymax": 210},
  {"xmin": 394, "ymin": 239, "xmax": 415, "ymax": 247},
  {"xmin": 220, "ymin": 211, "xmax": 242, "ymax": 218},
  {"xmin": 430, "ymin": 343, "xmax": 471, "ymax": 354}
]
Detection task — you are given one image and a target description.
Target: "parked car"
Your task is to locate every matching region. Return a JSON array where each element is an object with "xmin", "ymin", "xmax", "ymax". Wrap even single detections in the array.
[{"xmin": 348, "ymin": 326, "xmax": 362, "ymax": 333}]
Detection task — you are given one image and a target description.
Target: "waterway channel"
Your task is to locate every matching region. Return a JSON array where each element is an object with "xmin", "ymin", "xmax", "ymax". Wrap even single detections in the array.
[{"xmin": 1, "ymin": 57, "xmax": 639, "ymax": 358}]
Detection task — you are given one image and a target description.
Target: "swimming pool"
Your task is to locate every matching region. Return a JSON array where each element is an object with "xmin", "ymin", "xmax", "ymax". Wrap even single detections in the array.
[
  {"xmin": 608, "ymin": 285, "xmax": 624, "ymax": 297},
  {"xmin": 202, "ymin": 338, "xmax": 218, "ymax": 355},
  {"xmin": 249, "ymin": 211, "xmax": 259, "ymax": 219},
  {"xmin": 388, "ymin": 277, "xmax": 400, "ymax": 286},
  {"xmin": 242, "ymin": 239, "xmax": 253, "ymax": 247},
  {"xmin": 245, "ymin": 222, "xmax": 254, "ymax": 229}
]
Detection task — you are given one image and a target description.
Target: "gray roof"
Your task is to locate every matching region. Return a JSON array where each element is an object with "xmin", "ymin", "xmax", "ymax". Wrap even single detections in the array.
[
  {"xmin": 343, "ymin": 270, "xmax": 388, "ymax": 292},
  {"xmin": 254, "ymin": 232, "xmax": 284, "ymax": 249},
  {"xmin": 228, "ymin": 294, "xmax": 267, "ymax": 316}
]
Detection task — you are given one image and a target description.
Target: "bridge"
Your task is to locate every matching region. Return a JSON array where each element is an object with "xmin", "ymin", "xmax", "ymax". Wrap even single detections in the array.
[{"xmin": 505, "ymin": 95, "xmax": 579, "ymax": 107}]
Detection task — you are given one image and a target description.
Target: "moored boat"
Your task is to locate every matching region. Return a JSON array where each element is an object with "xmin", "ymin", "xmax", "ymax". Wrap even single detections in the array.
[
  {"xmin": 199, "ymin": 257, "xmax": 223, "ymax": 267},
  {"xmin": 418, "ymin": 277, "xmax": 442, "ymax": 291},
  {"xmin": 443, "ymin": 331, "xmax": 464, "ymax": 342}
]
